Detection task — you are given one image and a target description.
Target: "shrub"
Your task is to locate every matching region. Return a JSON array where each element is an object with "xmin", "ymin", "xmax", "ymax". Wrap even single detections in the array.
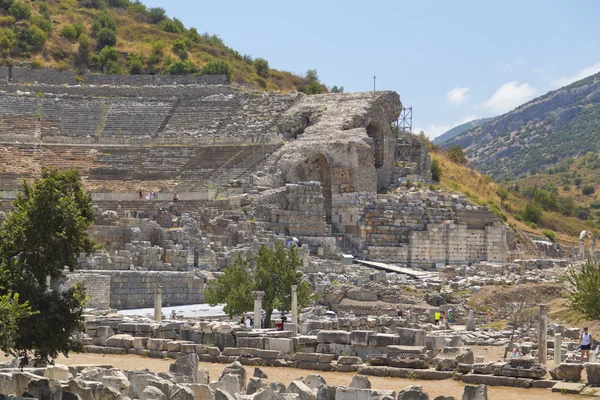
[
  {"xmin": 567, "ymin": 260, "xmax": 600, "ymax": 320},
  {"xmin": 106, "ymin": 60, "xmax": 121, "ymax": 74},
  {"xmin": 590, "ymin": 200, "xmax": 600, "ymax": 209},
  {"xmin": 330, "ymin": 85, "xmax": 344, "ymax": 93},
  {"xmin": 583, "ymin": 185, "xmax": 595, "ymax": 196},
  {"xmin": 164, "ymin": 59, "xmax": 198, "ymax": 75},
  {"xmin": 171, "ymin": 39, "xmax": 187, "ymax": 53},
  {"xmin": 18, "ymin": 25, "xmax": 47, "ymax": 52},
  {"xmin": 431, "ymin": 158, "xmax": 442, "ymax": 182},
  {"xmin": 201, "ymin": 60, "xmax": 232, "ymax": 79},
  {"xmin": 0, "ymin": 28, "xmax": 16, "ymax": 55},
  {"xmin": 187, "ymin": 27, "xmax": 201, "ymax": 43},
  {"xmin": 148, "ymin": 7, "xmax": 166, "ymax": 24},
  {"xmin": 305, "ymin": 81, "xmax": 323, "ymax": 95},
  {"xmin": 31, "ymin": 15, "xmax": 53, "ymax": 33},
  {"xmin": 0, "ymin": 0, "xmax": 14, "ymax": 11},
  {"xmin": 254, "ymin": 57, "xmax": 269, "ymax": 78},
  {"xmin": 522, "ymin": 203, "xmax": 542, "ymax": 224},
  {"xmin": 8, "ymin": 1, "xmax": 30, "ymax": 20},
  {"xmin": 159, "ymin": 19, "xmax": 183, "ymax": 33},
  {"xmin": 306, "ymin": 69, "xmax": 319, "ymax": 82},
  {"xmin": 558, "ymin": 196, "xmax": 575, "ymax": 217},
  {"xmin": 126, "ymin": 52, "xmax": 143, "ymax": 74},
  {"xmin": 78, "ymin": 33, "xmax": 91, "ymax": 51},
  {"xmin": 575, "ymin": 206, "xmax": 591, "ymax": 220},
  {"xmin": 448, "ymin": 146, "xmax": 468, "ymax": 164},
  {"xmin": 61, "ymin": 25, "xmax": 78, "ymax": 40},
  {"xmin": 30, "ymin": 57, "xmax": 43, "ymax": 69},
  {"xmin": 98, "ymin": 46, "xmax": 118, "ymax": 66},
  {"xmin": 92, "ymin": 11, "xmax": 117, "ymax": 33},
  {"xmin": 543, "ymin": 230, "xmax": 556, "ymax": 242},
  {"xmin": 107, "ymin": 0, "xmax": 129, "ymax": 7},
  {"xmin": 73, "ymin": 22, "xmax": 86, "ymax": 38},
  {"xmin": 55, "ymin": 60, "xmax": 70, "ymax": 71},
  {"xmin": 96, "ymin": 27, "xmax": 117, "ymax": 49},
  {"xmin": 575, "ymin": 177, "xmax": 583, "ymax": 187}
]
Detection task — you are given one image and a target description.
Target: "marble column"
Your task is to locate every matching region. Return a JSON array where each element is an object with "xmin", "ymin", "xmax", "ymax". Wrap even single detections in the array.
[
  {"xmin": 154, "ymin": 286, "xmax": 163, "ymax": 322},
  {"xmin": 554, "ymin": 333, "xmax": 562, "ymax": 366},
  {"xmin": 253, "ymin": 291, "xmax": 265, "ymax": 329},
  {"xmin": 291, "ymin": 285, "xmax": 298, "ymax": 335},
  {"xmin": 466, "ymin": 310, "xmax": 475, "ymax": 331},
  {"xmin": 538, "ymin": 304, "xmax": 550, "ymax": 365}
]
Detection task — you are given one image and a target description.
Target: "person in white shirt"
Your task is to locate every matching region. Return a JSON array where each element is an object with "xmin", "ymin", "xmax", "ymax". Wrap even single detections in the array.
[{"xmin": 581, "ymin": 326, "xmax": 592, "ymax": 363}]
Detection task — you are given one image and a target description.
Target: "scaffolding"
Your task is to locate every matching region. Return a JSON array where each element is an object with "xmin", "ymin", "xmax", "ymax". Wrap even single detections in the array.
[{"xmin": 394, "ymin": 106, "xmax": 413, "ymax": 163}]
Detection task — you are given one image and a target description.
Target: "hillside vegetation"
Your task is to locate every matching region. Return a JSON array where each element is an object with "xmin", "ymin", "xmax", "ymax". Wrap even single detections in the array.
[
  {"xmin": 428, "ymin": 140, "xmax": 599, "ymax": 243},
  {"xmin": 432, "ymin": 117, "xmax": 495, "ymax": 145},
  {"xmin": 0, "ymin": 0, "xmax": 326, "ymax": 93},
  {"xmin": 442, "ymin": 71, "xmax": 600, "ymax": 180}
]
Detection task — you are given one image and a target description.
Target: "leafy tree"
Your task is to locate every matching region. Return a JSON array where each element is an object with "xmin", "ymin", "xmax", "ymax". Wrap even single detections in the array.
[
  {"xmin": 31, "ymin": 15, "xmax": 53, "ymax": 34},
  {"xmin": 330, "ymin": 86, "xmax": 344, "ymax": 93},
  {"xmin": 582, "ymin": 185, "xmax": 595, "ymax": 196},
  {"xmin": 305, "ymin": 81, "xmax": 323, "ymax": 95},
  {"xmin": 533, "ymin": 188, "xmax": 558, "ymax": 211},
  {"xmin": 575, "ymin": 206, "xmax": 590, "ymax": 220},
  {"xmin": 187, "ymin": 27, "xmax": 201, "ymax": 43},
  {"xmin": 567, "ymin": 260, "xmax": 600, "ymax": 320},
  {"xmin": 306, "ymin": 69, "xmax": 319, "ymax": 82},
  {"xmin": 255, "ymin": 242, "xmax": 311, "ymax": 328},
  {"xmin": 107, "ymin": 0, "xmax": 129, "ymax": 8},
  {"xmin": 61, "ymin": 25, "xmax": 78, "ymax": 40},
  {"xmin": 96, "ymin": 27, "xmax": 117, "ymax": 49},
  {"xmin": 8, "ymin": 1, "xmax": 30, "ymax": 20},
  {"xmin": 0, "ymin": 28, "xmax": 15, "ymax": 55},
  {"xmin": 91, "ymin": 10, "xmax": 117, "ymax": 33},
  {"xmin": 522, "ymin": 203, "xmax": 542, "ymax": 223},
  {"xmin": 447, "ymin": 146, "xmax": 468, "ymax": 164},
  {"xmin": 431, "ymin": 159, "xmax": 442, "ymax": 182},
  {"xmin": 165, "ymin": 59, "xmax": 198, "ymax": 75},
  {"xmin": 159, "ymin": 19, "xmax": 183, "ymax": 34},
  {"xmin": 0, "ymin": 0, "xmax": 14, "ymax": 11},
  {"xmin": 98, "ymin": 46, "xmax": 118, "ymax": 66},
  {"xmin": 253, "ymin": 58, "xmax": 269, "ymax": 78},
  {"xmin": 0, "ymin": 169, "xmax": 96, "ymax": 364},
  {"xmin": 542, "ymin": 230, "xmax": 556, "ymax": 242},
  {"xmin": 205, "ymin": 254, "xmax": 254, "ymax": 319},
  {"xmin": 496, "ymin": 187, "xmax": 509, "ymax": 208},
  {"xmin": 17, "ymin": 25, "xmax": 47, "ymax": 52},
  {"xmin": 201, "ymin": 60, "xmax": 232, "ymax": 80},
  {"xmin": 148, "ymin": 7, "xmax": 166, "ymax": 24},
  {"xmin": 0, "ymin": 293, "xmax": 36, "ymax": 357}
]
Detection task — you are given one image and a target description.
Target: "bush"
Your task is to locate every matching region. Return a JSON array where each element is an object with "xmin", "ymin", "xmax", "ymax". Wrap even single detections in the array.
[
  {"xmin": 30, "ymin": 57, "xmax": 43, "ymax": 69},
  {"xmin": 448, "ymin": 146, "xmax": 468, "ymax": 164},
  {"xmin": 8, "ymin": 1, "xmax": 30, "ymax": 20},
  {"xmin": 107, "ymin": 0, "xmax": 129, "ymax": 7},
  {"xmin": 106, "ymin": 60, "xmax": 121, "ymax": 74},
  {"xmin": 164, "ymin": 59, "xmax": 198, "ymax": 75},
  {"xmin": 18, "ymin": 25, "xmax": 47, "ymax": 52},
  {"xmin": 201, "ymin": 60, "xmax": 232, "ymax": 79},
  {"xmin": 61, "ymin": 25, "xmax": 78, "ymax": 40},
  {"xmin": 567, "ymin": 260, "xmax": 600, "ymax": 320},
  {"xmin": 31, "ymin": 15, "xmax": 53, "ymax": 33},
  {"xmin": 92, "ymin": 10, "xmax": 117, "ymax": 33},
  {"xmin": 254, "ymin": 57, "xmax": 269, "ymax": 78},
  {"xmin": 431, "ymin": 158, "xmax": 442, "ymax": 182},
  {"xmin": 305, "ymin": 80, "xmax": 323, "ymax": 95},
  {"xmin": 98, "ymin": 46, "xmax": 118, "ymax": 66},
  {"xmin": 0, "ymin": 0, "xmax": 14, "ymax": 11},
  {"xmin": 159, "ymin": 19, "xmax": 183, "ymax": 33},
  {"xmin": 78, "ymin": 33, "xmax": 91, "ymax": 51},
  {"xmin": 55, "ymin": 60, "xmax": 70, "ymax": 71},
  {"xmin": 96, "ymin": 27, "xmax": 117, "ymax": 49},
  {"xmin": 306, "ymin": 69, "xmax": 319, "ymax": 82},
  {"xmin": 557, "ymin": 196, "xmax": 575, "ymax": 216},
  {"xmin": 0, "ymin": 28, "xmax": 16, "ymax": 55},
  {"xmin": 148, "ymin": 7, "xmax": 166, "ymax": 24},
  {"xmin": 575, "ymin": 206, "xmax": 591, "ymax": 220},
  {"xmin": 330, "ymin": 85, "xmax": 344, "ymax": 93},
  {"xmin": 590, "ymin": 200, "xmax": 600, "ymax": 209},
  {"xmin": 522, "ymin": 203, "xmax": 542, "ymax": 224},
  {"xmin": 583, "ymin": 185, "xmax": 595, "ymax": 196},
  {"xmin": 171, "ymin": 39, "xmax": 187, "ymax": 53},
  {"xmin": 126, "ymin": 52, "xmax": 143, "ymax": 74},
  {"xmin": 575, "ymin": 177, "xmax": 583, "ymax": 187},
  {"xmin": 543, "ymin": 230, "xmax": 556, "ymax": 242},
  {"xmin": 73, "ymin": 22, "xmax": 86, "ymax": 38}
]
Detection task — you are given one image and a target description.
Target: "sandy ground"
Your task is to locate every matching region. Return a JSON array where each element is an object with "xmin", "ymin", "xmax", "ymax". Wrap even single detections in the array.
[{"xmin": 1, "ymin": 349, "xmax": 580, "ymax": 400}]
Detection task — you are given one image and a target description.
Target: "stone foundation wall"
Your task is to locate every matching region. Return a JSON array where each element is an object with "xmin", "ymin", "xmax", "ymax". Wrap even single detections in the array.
[
  {"xmin": 0, "ymin": 66, "xmax": 8, "ymax": 82},
  {"xmin": 11, "ymin": 67, "xmax": 77, "ymax": 85},
  {"xmin": 64, "ymin": 272, "xmax": 111, "ymax": 309},
  {"xmin": 83, "ymin": 73, "xmax": 227, "ymax": 86}
]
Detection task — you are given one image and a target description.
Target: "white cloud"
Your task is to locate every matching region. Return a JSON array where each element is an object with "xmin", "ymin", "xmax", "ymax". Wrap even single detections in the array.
[
  {"xmin": 551, "ymin": 62, "xmax": 600, "ymax": 88},
  {"xmin": 446, "ymin": 87, "xmax": 470, "ymax": 105},
  {"xmin": 483, "ymin": 81, "xmax": 536, "ymax": 114},
  {"xmin": 416, "ymin": 115, "xmax": 479, "ymax": 139}
]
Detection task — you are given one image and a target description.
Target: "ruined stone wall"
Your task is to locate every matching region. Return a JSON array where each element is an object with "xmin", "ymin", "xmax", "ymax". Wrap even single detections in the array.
[
  {"xmin": 12, "ymin": 67, "xmax": 77, "ymax": 85},
  {"xmin": 0, "ymin": 66, "xmax": 8, "ymax": 82},
  {"xmin": 64, "ymin": 272, "xmax": 111, "ymax": 309}
]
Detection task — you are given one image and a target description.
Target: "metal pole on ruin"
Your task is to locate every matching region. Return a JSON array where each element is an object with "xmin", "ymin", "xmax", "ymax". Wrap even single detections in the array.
[
  {"xmin": 373, "ymin": 75, "xmax": 376, "ymax": 92},
  {"xmin": 253, "ymin": 291, "xmax": 265, "ymax": 329},
  {"xmin": 154, "ymin": 286, "xmax": 163, "ymax": 322},
  {"xmin": 538, "ymin": 304, "xmax": 549, "ymax": 365}
]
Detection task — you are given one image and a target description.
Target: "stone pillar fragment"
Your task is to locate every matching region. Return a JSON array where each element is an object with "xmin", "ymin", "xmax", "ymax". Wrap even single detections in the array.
[
  {"xmin": 554, "ymin": 333, "xmax": 562, "ymax": 366},
  {"xmin": 253, "ymin": 291, "xmax": 264, "ymax": 329},
  {"xmin": 291, "ymin": 285, "xmax": 298, "ymax": 335},
  {"xmin": 466, "ymin": 310, "xmax": 475, "ymax": 331},
  {"xmin": 154, "ymin": 286, "xmax": 163, "ymax": 322},
  {"xmin": 538, "ymin": 304, "xmax": 549, "ymax": 365}
]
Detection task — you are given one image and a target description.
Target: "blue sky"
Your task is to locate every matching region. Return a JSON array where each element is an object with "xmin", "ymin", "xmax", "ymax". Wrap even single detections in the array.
[{"xmin": 141, "ymin": 0, "xmax": 600, "ymax": 138}]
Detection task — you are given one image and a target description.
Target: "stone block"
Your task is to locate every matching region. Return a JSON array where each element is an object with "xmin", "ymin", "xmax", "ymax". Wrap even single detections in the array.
[
  {"xmin": 350, "ymin": 331, "xmax": 373, "ymax": 346},
  {"xmin": 133, "ymin": 337, "xmax": 149, "ymax": 350},
  {"xmin": 267, "ymin": 338, "xmax": 294, "ymax": 354},
  {"xmin": 44, "ymin": 364, "xmax": 70, "ymax": 381},
  {"xmin": 317, "ymin": 330, "xmax": 351, "ymax": 344},
  {"xmin": 368, "ymin": 334, "xmax": 399, "ymax": 347},
  {"xmin": 106, "ymin": 334, "xmax": 134, "ymax": 349}
]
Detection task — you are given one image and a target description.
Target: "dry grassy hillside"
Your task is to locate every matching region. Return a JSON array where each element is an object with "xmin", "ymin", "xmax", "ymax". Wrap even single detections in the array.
[
  {"xmin": 430, "ymin": 146, "xmax": 598, "ymax": 243},
  {"xmin": 0, "ymin": 0, "xmax": 322, "ymax": 92}
]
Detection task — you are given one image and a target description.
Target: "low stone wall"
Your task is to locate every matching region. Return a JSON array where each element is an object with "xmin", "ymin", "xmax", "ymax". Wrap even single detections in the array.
[
  {"xmin": 84, "ymin": 73, "xmax": 228, "ymax": 86},
  {"xmin": 0, "ymin": 66, "xmax": 8, "ymax": 82},
  {"xmin": 65, "ymin": 270, "xmax": 206, "ymax": 309},
  {"xmin": 64, "ymin": 273, "xmax": 111, "ymax": 309},
  {"xmin": 12, "ymin": 67, "xmax": 77, "ymax": 85}
]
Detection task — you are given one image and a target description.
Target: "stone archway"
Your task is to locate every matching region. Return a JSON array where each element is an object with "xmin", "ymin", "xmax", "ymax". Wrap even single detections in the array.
[
  {"xmin": 367, "ymin": 121, "xmax": 384, "ymax": 169},
  {"xmin": 579, "ymin": 230, "xmax": 596, "ymax": 261},
  {"xmin": 294, "ymin": 153, "xmax": 332, "ymax": 223}
]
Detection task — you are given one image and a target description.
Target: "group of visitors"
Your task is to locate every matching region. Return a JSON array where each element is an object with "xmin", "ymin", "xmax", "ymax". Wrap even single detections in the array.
[
  {"xmin": 136, "ymin": 190, "xmax": 179, "ymax": 203},
  {"xmin": 434, "ymin": 309, "xmax": 453, "ymax": 325},
  {"xmin": 241, "ymin": 315, "xmax": 254, "ymax": 329},
  {"xmin": 396, "ymin": 308, "xmax": 411, "ymax": 320}
]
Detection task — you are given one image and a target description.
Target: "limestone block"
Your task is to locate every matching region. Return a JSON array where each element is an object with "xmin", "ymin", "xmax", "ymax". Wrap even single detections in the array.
[
  {"xmin": 585, "ymin": 363, "xmax": 600, "ymax": 385},
  {"xmin": 267, "ymin": 338, "xmax": 294, "ymax": 354},
  {"xmin": 303, "ymin": 374, "xmax": 326, "ymax": 390},
  {"xmin": 148, "ymin": 339, "xmax": 170, "ymax": 351},
  {"xmin": 462, "ymin": 385, "xmax": 488, "ymax": 400},
  {"xmin": 397, "ymin": 386, "xmax": 428, "ymax": 400},
  {"xmin": 133, "ymin": 337, "xmax": 149, "ymax": 350},
  {"xmin": 94, "ymin": 326, "xmax": 115, "ymax": 346},
  {"xmin": 550, "ymin": 363, "xmax": 583, "ymax": 382},
  {"xmin": 106, "ymin": 334, "xmax": 134, "ymax": 349},
  {"xmin": 288, "ymin": 380, "xmax": 314, "ymax": 400},
  {"xmin": 44, "ymin": 364, "xmax": 70, "ymax": 381},
  {"xmin": 141, "ymin": 385, "xmax": 167, "ymax": 400},
  {"xmin": 317, "ymin": 330, "xmax": 351, "ymax": 344},
  {"xmin": 349, "ymin": 375, "xmax": 371, "ymax": 389},
  {"xmin": 170, "ymin": 385, "xmax": 196, "ymax": 400},
  {"xmin": 101, "ymin": 375, "xmax": 131, "ymax": 397},
  {"xmin": 169, "ymin": 354, "xmax": 199, "ymax": 383},
  {"xmin": 350, "ymin": 331, "xmax": 373, "ymax": 346}
]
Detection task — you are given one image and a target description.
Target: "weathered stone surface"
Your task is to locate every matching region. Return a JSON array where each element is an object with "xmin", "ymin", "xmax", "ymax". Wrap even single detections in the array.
[
  {"xmin": 106, "ymin": 334, "xmax": 135, "ymax": 349},
  {"xmin": 317, "ymin": 331, "xmax": 351, "ymax": 344},
  {"xmin": 303, "ymin": 374, "xmax": 327, "ymax": 390},
  {"xmin": 169, "ymin": 354, "xmax": 199, "ymax": 383},
  {"xmin": 462, "ymin": 385, "xmax": 488, "ymax": 400},
  {"xmin": 397, "ymin": 385, "xmax": 429, "ymax": 400},
  {"xmin": 287, "ymin": 380, "xmax": 314, "ymax": 400},
  {"xmin": 141, "ymin": 385, "xmax": 167, "ymax": 400},
  {"xmin": 219, "ymin": 361, "xmax": 246, "ymax": 390},
  {"xmin": 549, "ymin": 363, "xmax": 583, "ymax": 382},
  {"xmin": 44, "ymin": 365, "xmax": 70, "ymax": 381},
  {"xmin": 170, "ymin": 385, "xmax": 196, "ymax": 400},
  {"xmin": 586, "ymin": 363, "xmax": 600, "ymax": 385},
  {"xmin": 349, "ymin": 375, "xmax": 370, "ymax": 389},
  {"xmin": 247, "ymin": 378, "xmax": 269, "ymax": 395},
  {"xmin": 186, "ymin": 384, "xmax": 214, "ymax": 400}
]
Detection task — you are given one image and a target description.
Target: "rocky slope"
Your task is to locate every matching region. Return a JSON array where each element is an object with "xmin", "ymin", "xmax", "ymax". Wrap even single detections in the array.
[
  {"xmin": 432, "ymin": 117, "xmax": 495, "ymax": 145},
  {"xmin": 443, "ymin": 72, "xmax": 600, "ymax": 179}
]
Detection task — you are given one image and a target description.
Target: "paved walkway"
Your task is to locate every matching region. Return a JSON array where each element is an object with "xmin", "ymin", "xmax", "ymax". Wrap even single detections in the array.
[{"xmin": 354, "ymin": 259, "xmax": 438, "ymax": 279}]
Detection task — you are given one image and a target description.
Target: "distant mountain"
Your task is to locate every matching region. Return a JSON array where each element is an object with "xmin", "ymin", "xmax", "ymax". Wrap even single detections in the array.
[
  {"xmin": 432, "ymin": 117, "xmax": 495, "ymax": 145},
  {"xmin": 442, "ymin": 72, "xmax": 600, "ymax": 179}
]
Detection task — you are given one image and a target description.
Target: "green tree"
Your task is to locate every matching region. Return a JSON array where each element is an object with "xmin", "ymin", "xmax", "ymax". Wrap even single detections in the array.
[
  {"xmin": 8, "ymin": 1, "xmax": 30, "ymax": 20},
  {"xmin": 0, "ymin": 293, "xmax": 36, "ymax": 357},
  {"xmin": 567, "ymin": 260, "xmax": 600, "ymax": 320},
  {"xmin": 431, "ymin": 158, "xmax": 442, "ymax": 182},
  {"xmin": 96, "ymin": 27, "xmax": 117, "ymax": 49},
  {"xmin": 61, "ymin": 25, "xmax": 78, "ymax": 40},
  {"xmin": 31, "ymin": 15, "xmax": 53, "ymax": 34},
  {"xmin": 0, "ymin": 0, "xmax": 14, "ymax": 11},
  {"xmin": 201, "ymin": 60, "xmax": 232, "ymax": 80},
  {"xmin": 306, "ymin": 69, "xmax": 319, "ymax": 82},
  {"xmin": 522, "ymin": 203, "xmax": 542, "ymax": 223},
  {"xmin": 98, "ymin": 46, "xmax": 118, "ymax": 66},
  {"xmin": 253, "ymin": 58, "xmax": 269, "ymax": 78},
  {"xmin": 91, "ymin": 10, "xmax": 117, "ymax": 34},
  {"xmin": 255, "ymin": 242, "xmax": 311, "ymax": 328},
  {"xmin": 127, "ymin": 52, "xmax": 144, "ymax": 74},
  {"xmin": 204, "ymin": 253, "xmax": 254, "ymax": 319},
  {"xmin": 330, "ymin": 86, "xmax": 344, "ymax": 93},
  {"xmin": 447, "ymin": 146, "xmax": 468, "ymax": 164},
  {"xmin": 148, "ymin": 7, "xmax": 166, "ymax": 24},
  {"xmin": 582, "ymin": 185, "xmax": 595, "ymax": 196},
  {"xmin": 0, "ymin": 169, "xmax": 96, "ymax": 364},
  {"xmin": 496, "ymin": 187, "xmax": 509, "ymax": 208},
  {"xmin": 533, "ymin": 188, "xmax": 558, "ymax": 211},
  {"xmin": 305, "ymin": 81, "xmax": 323, "ymax": 95}
]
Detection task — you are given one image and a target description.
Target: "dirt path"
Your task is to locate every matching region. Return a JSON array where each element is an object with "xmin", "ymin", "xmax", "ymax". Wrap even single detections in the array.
[{"xmin": 2, "ymin": 353, "xmax": 578, "ymax": 400}]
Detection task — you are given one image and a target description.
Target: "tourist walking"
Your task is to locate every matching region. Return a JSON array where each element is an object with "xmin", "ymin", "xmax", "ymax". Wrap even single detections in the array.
[
  {"xmin": 581, "ymin": 326, "xmax": 592, "ymax": 363},
  {"xmin": 172, "ymin": 193, "xmax": 179, "ymax": 203},
  {"xmin": 448, "ymin": 308, "xmax": 453, "ymax": 324},
  {"xmin": 434, "ymin": 311, "xmax": 441, "ymax": 325},
  {"xmin": 138, "ymin": 189, "xmax": 143, "ymax": 200},
  {"xmin": 397, "ymin": 308, "xmax": 403, "ymax": 318}
]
